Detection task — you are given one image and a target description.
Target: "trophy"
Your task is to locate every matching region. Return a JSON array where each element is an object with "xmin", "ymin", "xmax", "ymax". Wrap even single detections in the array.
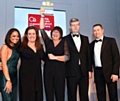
[{"xmin": 42, "ymin": 1, "xmax": 54, "ymax": 15}]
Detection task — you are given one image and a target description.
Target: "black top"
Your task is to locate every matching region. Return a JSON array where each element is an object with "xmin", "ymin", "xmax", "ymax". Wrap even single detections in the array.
[
  {"xmin": 19, "ymin": 46, "xmax": 44, "ymax": 101},
  {"xmin": 40, "ymin": 29, "xmax": 69, "ymax": 76}
]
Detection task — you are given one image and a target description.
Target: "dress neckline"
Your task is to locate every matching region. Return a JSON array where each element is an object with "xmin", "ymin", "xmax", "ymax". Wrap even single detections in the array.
[
  {"xmin": 27, "ymin": 45, "xmax": 37, "ymax": 53},
  {"xmin": 52, "ymin": 39, "xmax": 62, "ymax": 48}
]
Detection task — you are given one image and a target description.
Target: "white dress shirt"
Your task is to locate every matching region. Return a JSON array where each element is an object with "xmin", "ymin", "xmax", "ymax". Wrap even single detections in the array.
[
  {"xmin": 94, "ymin": 36, "xmax": 103, "ymax": 67},
  {"xmin": 72, "ymin": 33, "xmax": 81, "ymax": 51},
  {"xmin": 71, "ymin": 33, "xmax": 81, "ymax": 64}
]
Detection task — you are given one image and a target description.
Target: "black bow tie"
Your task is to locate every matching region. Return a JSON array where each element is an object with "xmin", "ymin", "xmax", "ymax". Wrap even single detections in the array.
[
  {"xmin": 95, "ymin": 39, "xmax": 102, "ymax": 43},
  {"xmin": 73, "ymin": 34, "xmax": 79, "ymax": 37}
]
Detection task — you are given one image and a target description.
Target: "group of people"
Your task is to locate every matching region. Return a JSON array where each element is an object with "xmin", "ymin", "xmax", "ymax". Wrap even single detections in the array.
[{"xmin": 0, "ymin": 7, "xmax": 119, "ymax": 101}]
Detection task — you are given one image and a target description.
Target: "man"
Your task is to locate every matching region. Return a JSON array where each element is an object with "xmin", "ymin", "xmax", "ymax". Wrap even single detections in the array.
[
  {"xmin": 90, "ymin": 24, "xmax": 120, "ymax": 101},
  {"xmin": 64, "ymin": 18, "xmax": 92, "ymax": 101}
]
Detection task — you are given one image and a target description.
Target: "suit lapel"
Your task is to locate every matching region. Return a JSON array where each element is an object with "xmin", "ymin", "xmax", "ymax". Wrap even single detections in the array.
[
  {"xmin": 68, "ymin": 34, "xmax": 78, "ymax": 52},
  {"xmin": 91, "ymin": 41, "xmax": 95, "ymax": 66},
  {"xmin": 101, "ymin": 36, "xmax": 107, "ymax": 54},
  {"xmin": 79, "ymin": 35, "xmax": 82, "ymax": 52},
  {"xmin": 92, "ymin": 40, "xmax": 95, "ymax": 55}
]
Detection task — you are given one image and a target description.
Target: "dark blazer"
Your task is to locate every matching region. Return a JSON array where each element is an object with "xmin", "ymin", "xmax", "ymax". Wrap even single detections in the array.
[
  {"xmin": 90, "ymin": 36, "xmax": 120, "ymax": 82},
  {"xmin": 64, "ymin": 33, "xmax": 92, "ymax": 77}
]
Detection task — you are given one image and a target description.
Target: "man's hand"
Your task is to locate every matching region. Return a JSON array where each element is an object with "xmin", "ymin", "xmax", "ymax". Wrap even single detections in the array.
[
  {"xmin": 89, "ymin": 72, "xmax": 92, "ymax": 79},
  {"xmin": 111, "ymin": 74, "xmax": 118, "ymax": 82}
]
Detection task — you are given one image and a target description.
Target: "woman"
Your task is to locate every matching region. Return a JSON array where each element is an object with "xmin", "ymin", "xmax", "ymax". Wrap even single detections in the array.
[
  {"xmin": 19, "ymin": 26, "xmax": 44, "ymax": 101},
  {"xmin": 40, "ymin": 7, "xmax": 70, "ymax": 101},
  {"xmin": 0, "ymin": 28, "xmax": 21, "ymax": 101}
]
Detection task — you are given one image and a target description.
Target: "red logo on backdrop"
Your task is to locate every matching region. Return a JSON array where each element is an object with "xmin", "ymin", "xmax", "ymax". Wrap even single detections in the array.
[{"xmin": 28, "ymin": 14, "xmax": 54, "ymax": 30}]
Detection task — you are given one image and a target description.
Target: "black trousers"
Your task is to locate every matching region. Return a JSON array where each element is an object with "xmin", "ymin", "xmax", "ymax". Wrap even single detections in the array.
[
  {"xmin": 44, "ymin": 70, "xmax": 65, "ymax": 101},
  {"xmin": 67, "ymin": 67, "xmax": 89, "ymax": 101},
  {"xmin": 94, "ymin": 67, "xmax": 118, "ymax": 101}
]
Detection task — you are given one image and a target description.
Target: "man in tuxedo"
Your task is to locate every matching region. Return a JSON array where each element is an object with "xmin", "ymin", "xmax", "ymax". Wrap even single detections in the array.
[
  {"xmin": 64, "ymin": 18, "xmax": 92, "ymax": 101},
  {"xmin": 90, "ymin": 24, "xmax": 120, "ymax": 101}
]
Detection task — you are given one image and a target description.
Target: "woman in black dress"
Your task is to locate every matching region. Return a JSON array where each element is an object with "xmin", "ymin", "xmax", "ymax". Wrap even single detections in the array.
[
  {"xmin": 19, "ymin": 26, "xmax": 44, "ymax": 101},
  {"xmin": 40, "ymin": 7, "xmax": 70, "ymax": 101}
]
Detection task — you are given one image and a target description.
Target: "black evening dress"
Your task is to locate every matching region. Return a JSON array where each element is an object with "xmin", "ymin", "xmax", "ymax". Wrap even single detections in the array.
[
  {"xmin": 19, "ymin": 46, "xmax": 44, "ymax": 101},
  {"xmin": 40, "ymin": 29, "xmax": 69, "ymax": 101}
]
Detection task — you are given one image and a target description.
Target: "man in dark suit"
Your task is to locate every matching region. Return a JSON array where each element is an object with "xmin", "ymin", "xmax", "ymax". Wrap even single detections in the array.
[
  {"xmin": 90, "ymin": 24, "xmax": 120, "ymax": 101},
  {"xmin": 64, "ymin": 18, "xmax": 92, "ymax": 101}
]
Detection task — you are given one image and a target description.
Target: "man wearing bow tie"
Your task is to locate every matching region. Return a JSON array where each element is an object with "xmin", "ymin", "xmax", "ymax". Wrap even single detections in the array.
[
  {"xmin": 64, "ymin": 18, "xmax": 92, "ymax": 101},
  {"xmin": 90, "ymin": 24, "xmax": 120, "ymax": 101}
]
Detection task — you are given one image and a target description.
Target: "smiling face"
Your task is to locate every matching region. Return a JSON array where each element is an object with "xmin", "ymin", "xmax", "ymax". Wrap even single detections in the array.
[
  {"xmin": 52, "ymin": 30, "xmax": 61, "ymax": 41},
  {"xmin": 70, "ymin": 21, "xmax": 80, "ymax": 33},
  {"xmin": 27, "ymin": 29, "xmax": 37, "ymax": 43},
  {"xmin": 93, "ymin": 25, "xmax": 104, "ymax": 39},
  {"xmin": 10, "ymin": 31, "xmax": 20, "ymax": 46}
]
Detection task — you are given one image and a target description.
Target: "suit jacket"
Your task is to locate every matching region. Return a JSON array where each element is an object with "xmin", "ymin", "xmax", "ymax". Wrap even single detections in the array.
[
  {"xmin": 64, "ymin": 33, "xmax": 92, "ymax": 77},
  {"xmin": 90, "ymin": 36, "xmax": 120, "ymax": 82}
]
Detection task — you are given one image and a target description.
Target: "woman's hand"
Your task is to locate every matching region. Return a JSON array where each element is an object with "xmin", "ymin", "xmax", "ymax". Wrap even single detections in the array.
[
  {"xmin": 48, "ymin": 53, "xmax": 56, "ymax": 60},
  {"xmin": 4, "ymin": 80, "xmax": 12, "ymax": 93},
  {"xmin": 40, "ymin": 6, "xmax": 45, "ymax": 15}
]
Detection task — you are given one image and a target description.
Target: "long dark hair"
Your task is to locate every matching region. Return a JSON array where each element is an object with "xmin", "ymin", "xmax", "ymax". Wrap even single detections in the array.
[
  {"xmin": 5, "ymin": 28, "xmax": 21, "ymax": 49},
  {"xmin": 21, "ymin": 26, "xmax": 42, "ymax": 50}
]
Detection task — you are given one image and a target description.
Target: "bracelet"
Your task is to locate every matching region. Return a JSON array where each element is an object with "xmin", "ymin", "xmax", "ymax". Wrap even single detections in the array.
[
  {"xmin": 6, "ymin": 78, "xmax": 11, "ymax": 81},
  {"xmin": 41, "ymin": 14, "xmax": 44, "ymax": 18},
  {"xmin": 54, "ymin": 56, "xmax": 57, "ymax": 60}
]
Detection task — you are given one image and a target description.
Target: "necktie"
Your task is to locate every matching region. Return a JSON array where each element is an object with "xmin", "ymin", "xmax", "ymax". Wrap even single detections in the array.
[
  {"xmin": 73, "ymin": 34, "xmax": 79, "ymax": 37},
  {"xmin": 95, "ymin": 39, "xmax": 102, "ymax": 43}
]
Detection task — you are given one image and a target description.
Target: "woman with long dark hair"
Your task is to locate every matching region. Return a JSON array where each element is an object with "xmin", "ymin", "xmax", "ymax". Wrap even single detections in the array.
[
  {"xmin": 19, "ymin": 26, "xmax": 44, "ymax": 101},
  {"xmin": 0, "ymin": 28, "xmax": 21, "ymax": 101}
]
